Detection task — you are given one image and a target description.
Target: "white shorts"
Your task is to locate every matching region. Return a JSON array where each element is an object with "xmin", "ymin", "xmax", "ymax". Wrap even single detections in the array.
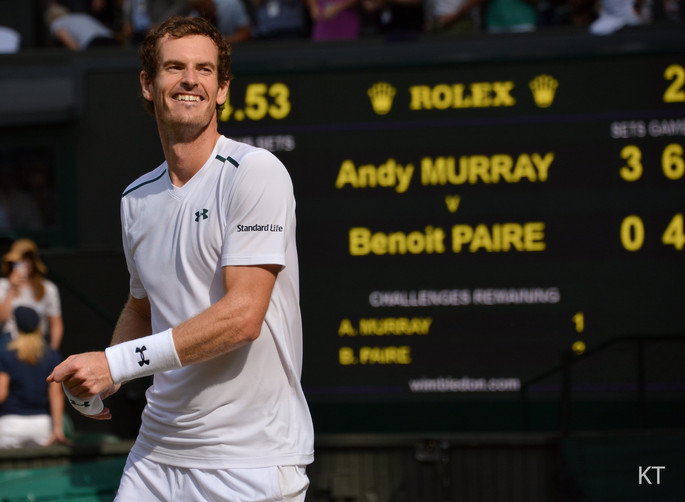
[
  {"xmin": 114, "ymin": 452, "xmax": 310, "ymax": 502},
  {"xmin": 0, "ymin": 414, "xmax": 52, "ymax": 448}
]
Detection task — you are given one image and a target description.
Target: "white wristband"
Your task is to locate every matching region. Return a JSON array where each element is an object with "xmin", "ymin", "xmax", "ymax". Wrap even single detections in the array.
[
  {"xmin": 62, "ymin": 383, "xmax": 104, "ymax": 416},
  {"xmin": 105, "ymin": 328, "xmax": 182, "ymax": 385}
]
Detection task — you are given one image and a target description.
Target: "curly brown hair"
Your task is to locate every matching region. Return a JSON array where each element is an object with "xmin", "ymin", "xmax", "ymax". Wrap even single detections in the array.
[{"xmin": 139, "ymin": 16, "xmax": 233, "ymax": 115}]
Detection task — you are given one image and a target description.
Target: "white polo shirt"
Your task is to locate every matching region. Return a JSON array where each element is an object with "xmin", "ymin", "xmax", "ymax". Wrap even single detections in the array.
[{"xmin": 120, "ymin": 135, "xmax": 314, "ymax": 468}]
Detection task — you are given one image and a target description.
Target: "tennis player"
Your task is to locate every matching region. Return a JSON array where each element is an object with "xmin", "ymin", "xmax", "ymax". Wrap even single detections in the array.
[{"xmin": 48, "ymin": 15, "xmax": 314, "ymax": 501}]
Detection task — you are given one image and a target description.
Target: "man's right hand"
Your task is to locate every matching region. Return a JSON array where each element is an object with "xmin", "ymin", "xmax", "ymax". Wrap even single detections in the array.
[{"xmin": 47, "ymin": 351, "xmax": 119, "ymax": 419}]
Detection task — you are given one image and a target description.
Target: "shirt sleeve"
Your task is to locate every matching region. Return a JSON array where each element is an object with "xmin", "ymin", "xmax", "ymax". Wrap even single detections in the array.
[
  {"xmin": 221, "ymin": 150, "xmax": 295, "ymax": 269},
  {"xmin": 121, "ymin": 197, "xmax": 147, "ymax": 299}
]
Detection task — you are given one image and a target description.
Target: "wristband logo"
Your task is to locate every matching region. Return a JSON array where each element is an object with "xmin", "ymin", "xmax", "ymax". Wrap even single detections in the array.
[
  {"xmin": 68, "ymin": 398, "xmax": 93, "ymax": 409},
  {"xmin": 136, "ymin": 346, "xmax": 150, "ymax": 367}
]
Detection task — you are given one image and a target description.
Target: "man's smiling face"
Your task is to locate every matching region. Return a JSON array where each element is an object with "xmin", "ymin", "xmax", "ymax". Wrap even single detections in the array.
[{"xmin": 141, "ymin": 34, "xmax": 228, "ymax": 134}]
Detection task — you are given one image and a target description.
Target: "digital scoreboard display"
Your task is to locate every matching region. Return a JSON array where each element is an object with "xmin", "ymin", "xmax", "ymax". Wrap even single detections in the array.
[{"xmin": 218, "ymin": 48, "xmax": 685, "ymax": 406}]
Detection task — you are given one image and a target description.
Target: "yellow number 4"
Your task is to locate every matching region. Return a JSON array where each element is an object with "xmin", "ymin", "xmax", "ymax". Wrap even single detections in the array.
[{"xmin": 662, "ymin": 213, "xmax": 685, "ymax": 250}]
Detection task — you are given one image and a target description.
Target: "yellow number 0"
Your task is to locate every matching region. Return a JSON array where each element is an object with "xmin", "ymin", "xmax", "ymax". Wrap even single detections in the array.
[{"xmin": 620, "ymin": 215, "xmax": 644, "ymax": 251}]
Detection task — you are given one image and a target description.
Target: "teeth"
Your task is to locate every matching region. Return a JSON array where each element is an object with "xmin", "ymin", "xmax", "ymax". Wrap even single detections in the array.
[{"xmin": 176, "ymin": 95, "xmax": 200, "ymax": 102}]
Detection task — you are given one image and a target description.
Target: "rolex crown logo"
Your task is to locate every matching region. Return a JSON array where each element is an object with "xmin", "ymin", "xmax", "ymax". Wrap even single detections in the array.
[
  {"xmin": 529, "ymin": 74, "xmax": 559, "ymax": 108},
  {"xmin": 368, "ymin": 82, "xmax": 397, "ymax": 115}
]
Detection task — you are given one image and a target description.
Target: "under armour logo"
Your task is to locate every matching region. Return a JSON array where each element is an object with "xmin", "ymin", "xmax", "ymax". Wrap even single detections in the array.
[
  {"xmin": 69, "ymin": 399, "xmax": 91, "ymax": 408},
  {"xmin": 195, "ymin": 209, "xmax": 209, "ymax": 222},
  {"xmin": 136, "ymin": 346, "xmax": 150, "ymax": 367}
]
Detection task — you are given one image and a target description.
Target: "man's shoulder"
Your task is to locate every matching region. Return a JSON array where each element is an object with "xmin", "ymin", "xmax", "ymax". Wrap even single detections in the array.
[
  {"xmin": 121, "ymin": 163, "xmax": 168, "ymax": 198},
  {"xmin": 216, "ymin": 136, "xmax": 284, "ymax": 171}
]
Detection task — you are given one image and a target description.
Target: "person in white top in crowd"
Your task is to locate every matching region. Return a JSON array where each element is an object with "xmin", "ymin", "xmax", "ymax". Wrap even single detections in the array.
[
  {"xmin": 47, "ymin": 15, "xmax": 314, "ymax": 501},
  {"xmin": 589, "ymin": 0, "xmax": 651, "ymax": 34},
  {"xmin": 45, "ymin": 1, "xmax": 118, "ymax": 50},
  {"xmin": 0, "ymin": 26, "xmax": 20, "ymax": 53},
  {"xmin": 0, "ymin": 239, "xmax": 63, "ymax": 351}
]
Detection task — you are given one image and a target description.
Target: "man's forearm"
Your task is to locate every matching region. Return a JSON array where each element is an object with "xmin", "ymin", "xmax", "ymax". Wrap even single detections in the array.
[{"xmin": 110, "ymin": 295, "xmax": 152, "ymax": 346}]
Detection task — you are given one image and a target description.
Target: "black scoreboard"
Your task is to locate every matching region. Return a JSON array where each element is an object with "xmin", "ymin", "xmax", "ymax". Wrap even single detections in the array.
[{"xmin": 219, "ymin": 34, "xmax": 685, "ymax": 423}]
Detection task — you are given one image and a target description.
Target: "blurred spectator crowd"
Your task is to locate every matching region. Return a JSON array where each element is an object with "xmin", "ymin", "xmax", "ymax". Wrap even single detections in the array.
[{"xmin": 0, "ymin": 0, "xmax": 681, "ymax": 54}]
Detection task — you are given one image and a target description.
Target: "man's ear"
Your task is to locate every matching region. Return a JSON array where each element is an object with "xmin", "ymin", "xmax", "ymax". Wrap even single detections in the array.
[
  {"xmin": 217, "ymin": 80, "xmax": 229, "ymax": 107},
  {"xmin": 140, "ymin": 71, "xmax": 153, "ymax": 102}
]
